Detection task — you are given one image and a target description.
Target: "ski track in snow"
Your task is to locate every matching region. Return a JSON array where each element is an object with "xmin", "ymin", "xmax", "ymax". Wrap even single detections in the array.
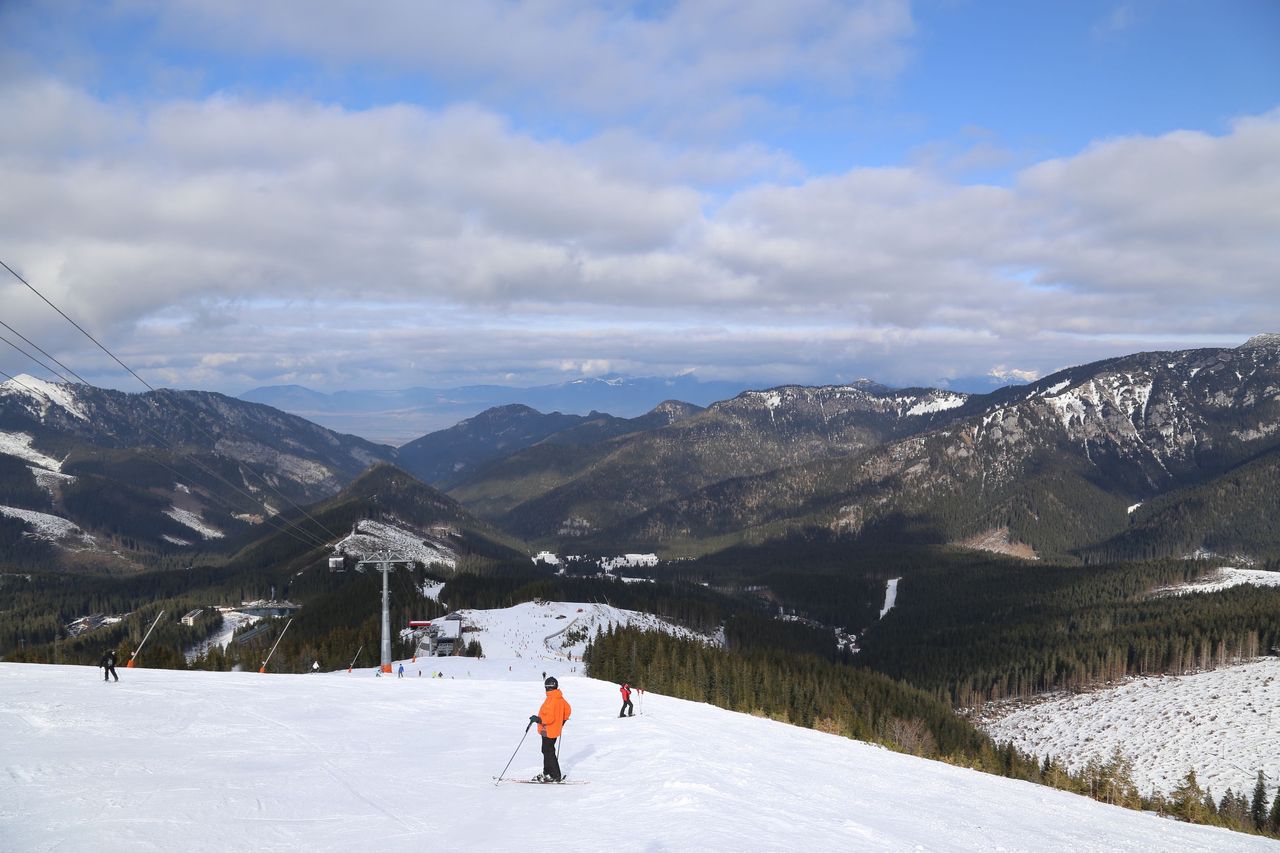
[
  {"xmin": 879, "ymin": 577, "xmax": 900, "ymax": 618},
  {"xmin": 982, "ymin": 658, "xmax": 1280, "ymax": 799},
  {"xmin": 2, "ymin": 659, "xmax": 1272, "ymax": 853}
]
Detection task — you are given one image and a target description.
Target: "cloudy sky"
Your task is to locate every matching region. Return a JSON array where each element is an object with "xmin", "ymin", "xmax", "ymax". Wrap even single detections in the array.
[{"xmin": 1, "ymin": 0, "xmax": 1278, "ymax": 396}]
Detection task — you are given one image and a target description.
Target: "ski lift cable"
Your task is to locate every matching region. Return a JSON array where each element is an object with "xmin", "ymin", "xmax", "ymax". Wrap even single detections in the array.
[
  {"xmin": 0, "ymin": 369, "xmax": 332, "ymax": 552},
  {"xmin": 0, "ymin": 331, "xmax": 75, "ymax": 385},
  {"xmin": 1, "ymin": 258, "xmax": 344, "ymax": 546},
  {"xmin": 1, "ymin": 368, "xmax": 330, "ymax": 551},
  {"xmin": 0, "ymin": 317, "xmax": 92, "ymax": 384}
]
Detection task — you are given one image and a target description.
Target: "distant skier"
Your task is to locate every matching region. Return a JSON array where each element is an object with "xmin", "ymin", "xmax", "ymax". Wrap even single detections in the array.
[
  {"xmin": 312, "ymin": 660, "xmax": 320, "ymax": 673},
  {"xmin": 398, "ymin": 663, "xmax": 405, "ymax": 679},
  {"xmin": 529, "ymin": 676, "xmax": 571, "ymax": 782},
  {"xmin": 100, "ymin": 649, "xmax": 118, "ymax": 682},
  {"xmin": 618, "ymin": 682, "xmax": 634, "ymax": 717}
]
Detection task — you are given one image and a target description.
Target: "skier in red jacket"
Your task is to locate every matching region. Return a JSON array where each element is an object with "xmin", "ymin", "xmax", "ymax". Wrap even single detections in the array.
[{"xmin": 618, "ymin": 682, "xmax": 634, "ymax": 717}]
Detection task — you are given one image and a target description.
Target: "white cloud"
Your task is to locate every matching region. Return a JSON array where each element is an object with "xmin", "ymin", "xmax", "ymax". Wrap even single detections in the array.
[
  {"xmin": 1, "ymin": 75, "xmax": 1277, "ymax": 393},
  {"xmin": 124, "ymin": 0, "xmax": 915, "ymax": 130}
]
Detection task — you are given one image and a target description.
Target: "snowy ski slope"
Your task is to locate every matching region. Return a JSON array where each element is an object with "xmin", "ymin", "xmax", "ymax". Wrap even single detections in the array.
[{"xmin": 3, "ymin": 658, "xmax": 1274, "ymax": 852}]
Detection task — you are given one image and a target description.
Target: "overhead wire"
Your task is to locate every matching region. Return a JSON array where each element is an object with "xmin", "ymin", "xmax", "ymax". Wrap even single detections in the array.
[
  {"xmin": 0, "ymin": 318, "xmax": 91, "ymax": 384},
  {"xmin": 0, "ymin": 259, "xmax": 348, "ymax": 550},
  {"xmin": 0, "ymin": 331, "xmax": 74, "ymax": 385},
  {"xmin": 0, "ymin": 368, "xmax": 334, "ymax": 552}
]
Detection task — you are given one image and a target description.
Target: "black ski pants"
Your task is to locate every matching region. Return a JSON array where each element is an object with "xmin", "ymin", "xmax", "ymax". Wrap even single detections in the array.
[
  {"xmin": 541, "ymin": 735, "xmax": 561, "ymax": 780},
  {"xmin": 103, "ymin": 664, "xmax": 117, "ymax": 681},
  {"xmin": 619, "ymin": 698, "xmax": 633, "ymax": 717}
]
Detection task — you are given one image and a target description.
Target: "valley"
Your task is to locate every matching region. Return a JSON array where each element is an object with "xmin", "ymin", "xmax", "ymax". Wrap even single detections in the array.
[{"xmin": 3, "ymin": 337, "xmax": 1280, "ymax": 844}]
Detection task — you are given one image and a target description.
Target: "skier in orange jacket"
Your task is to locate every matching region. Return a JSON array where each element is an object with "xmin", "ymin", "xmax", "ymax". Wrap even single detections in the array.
[{"xmin": 529, "ymin": 676, "xmax": 571, "ymax": 782}]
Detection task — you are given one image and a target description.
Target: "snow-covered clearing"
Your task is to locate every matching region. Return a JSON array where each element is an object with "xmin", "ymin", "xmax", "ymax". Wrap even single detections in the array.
[
  {"xmin": 442, "ymin": 601, "xmax": 710, "ymax": 663},
  {"xmin": 2, "ymin": 661, "xmax": 1270, "ymax": 853},
  {"xmin": 1151, "ymin": 567, "xmax": 1280, "ymax": 597},
  {"xmin": 0, "ymin": 505, "xmax": 95, "ymax": 545},
  {"xmin": 0, "ymin": 430, "xmax": 63, "ymax": 471},
  {"xmin": 905, "ymin": 393, "xmax": 966, "ymax": 416},
  {"xmin": 164, "ymin": 507, "xmax": 224, "ymax": 539},
  {"xmin": 334, "ymin": 519, "xmax": 456, "ymax": 568},
  {"xmin": 30, "ymin": 466, "xmax": 75, "ymax": 495},
  {"xmin": 982, "ymin": 658, "xmax": 1280, "ymax": 799},
  {"xmin": 879, "ymin": 577, "xmax": 900, "ymax": 618},
  {"xmin": 955, "ymin": 526, "xmax": 1039, "ymax": 560},
  {"xmin": 184, "ymin": 611, "xmax": 261, "ymax": 663}
]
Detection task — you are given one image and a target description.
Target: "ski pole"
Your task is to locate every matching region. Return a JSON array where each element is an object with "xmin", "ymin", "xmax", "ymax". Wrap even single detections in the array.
[{"xmin": 495, "ymin": 720, "xmax": 534, "ymax": 786}]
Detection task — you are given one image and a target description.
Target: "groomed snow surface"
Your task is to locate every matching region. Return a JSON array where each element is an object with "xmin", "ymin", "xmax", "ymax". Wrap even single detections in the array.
[
  {"xmin": 4, "ymin": 661, "xmax": 1275, "ymax": 852},
  {"xmin": 983, "ymin": 658, "xmax": 1280, "ymax": 800}
]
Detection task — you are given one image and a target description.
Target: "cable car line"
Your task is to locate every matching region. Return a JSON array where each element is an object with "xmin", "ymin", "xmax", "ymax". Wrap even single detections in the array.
[
  {"xmin": 0, "ymin": 369, "xmax": 334, "ymax": 553},
  {"xmin": 1, "ymin": 257, "xmax": 346, "ymax": 548}
]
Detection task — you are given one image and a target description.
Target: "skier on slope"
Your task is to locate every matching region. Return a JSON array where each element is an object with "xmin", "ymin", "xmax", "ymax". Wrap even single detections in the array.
[
  {"xmin": 100, "ymin": 648, "xmax": 118, "ymax": 682},
  {"xmin": 529, "ymin": 676, "xmax": 571, "ymax": 782},
  {"xmin": 618, "ymin": 682, "xmax": 634, "ymax": 717}
]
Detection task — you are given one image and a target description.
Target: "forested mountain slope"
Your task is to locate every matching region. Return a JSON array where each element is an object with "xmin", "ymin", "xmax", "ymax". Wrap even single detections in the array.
[{"xmin": 468, "ymin": 337, "xmax": 1280, "ymax": 557}]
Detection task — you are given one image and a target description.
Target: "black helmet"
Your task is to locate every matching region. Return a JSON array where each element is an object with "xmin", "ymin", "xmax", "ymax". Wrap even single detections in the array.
[{"xmin": 544, "ymin": 676, "xmax": 558, "ymax": 690}]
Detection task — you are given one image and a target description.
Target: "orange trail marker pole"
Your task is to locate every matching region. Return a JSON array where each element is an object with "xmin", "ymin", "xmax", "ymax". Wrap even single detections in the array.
[
  {"xmin": 347, "ymin": 644, "xmax": 363, "ymax": 673},
  {"xmin": 259, "ymin": 618, "xmax": 293, "ymax": 674},
  {"xmin": 127, "ymin": 609, "xmax": 165, "ymax": 668}
]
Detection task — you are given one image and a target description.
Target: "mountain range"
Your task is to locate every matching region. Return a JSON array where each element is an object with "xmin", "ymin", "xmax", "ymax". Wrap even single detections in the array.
[
  {"xmin": 239, "ymin": 374, "xmax": 755, "ymax": 445},
  {"xmin": 3, "ymin": 334, "xmax": 1279, "ymax": 570}
]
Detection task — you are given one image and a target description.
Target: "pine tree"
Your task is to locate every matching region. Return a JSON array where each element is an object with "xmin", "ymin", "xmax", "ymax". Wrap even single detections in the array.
[
  {"xmin": 1269, "ymin": 787, "xmax": 1280, "ymax": 834},
  {"xmin": 1251, "ymin": 770, "xmax": 1268, "ymax": 830},
  {"xmin": 1169, "ymin": 770, "xmax": 1209, "ymax": 823}
]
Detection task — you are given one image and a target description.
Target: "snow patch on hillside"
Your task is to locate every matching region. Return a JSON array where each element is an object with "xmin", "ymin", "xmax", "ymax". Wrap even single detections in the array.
[
  {"xmin": 955, "ymin": 527, "xmax": 1038, "ymax": 560},
  {"xmin": 906, "ymin": 393, "xmax": 966, "ymax": 416},
  {"xmin": 334, "ymin": 518, "xmax": 456, "ymax": 568},
  {"xmin": 164, "ymin": 507, "xmax": 224, "ymax": 539},
  {"xmin": 1, "ymin": 662, "xmax": 1269, "ymax": 853},
  {"xmin": 982, "ymin": 659, "xmax": 1280, "ymax": 798},
  {"xmin": 1152, "ymin": 567, "xmax": 1280, "ymax": 597},
  {"xmin": 1, "ymin": 375, "xmax": 89, "ymax": 420},
  {"xmin": 0, "ymin": 430, "xmax": 63, "ymax": 471},
  {"xmin": 879, "ymin": 577, "xmax": 900, "ymax": 618},
  {"xmin": 0, "ymin": 505, "xmax": 95, "ymax": 545},
  {"xmin": 449, "ymin": 601, "xmax": 711, "ymax": 662}
]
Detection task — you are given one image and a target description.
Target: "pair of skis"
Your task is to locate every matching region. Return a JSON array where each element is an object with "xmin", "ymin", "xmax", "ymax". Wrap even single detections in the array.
[{"xmin": 496, "ymin": 775, "xmax": 587, "ymax": 785}]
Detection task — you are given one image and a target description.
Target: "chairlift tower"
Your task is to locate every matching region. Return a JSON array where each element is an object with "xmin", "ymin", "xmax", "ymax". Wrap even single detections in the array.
[{"xmin": 347, "ymin": 552, "xmax": 412, "ymax": 674}]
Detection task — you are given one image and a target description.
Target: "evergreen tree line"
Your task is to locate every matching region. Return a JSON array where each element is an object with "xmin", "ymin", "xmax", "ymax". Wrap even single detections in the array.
[
  {"xmin": 586, "ymin": 626, "xmax": 1280, "ymax": 840},
  {"xmin": 1164, "ymin": 768, "xmax": 1280, "ymax": 837},
  {"xmin": 855, "ymin": 557, "xmax": 1280, "ymax": 705}
]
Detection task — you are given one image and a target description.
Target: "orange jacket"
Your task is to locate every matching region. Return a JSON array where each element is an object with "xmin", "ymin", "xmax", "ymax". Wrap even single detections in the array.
[{"xmin": 538, "ymin": 689, "xmax": 571, "ymax": 738}]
